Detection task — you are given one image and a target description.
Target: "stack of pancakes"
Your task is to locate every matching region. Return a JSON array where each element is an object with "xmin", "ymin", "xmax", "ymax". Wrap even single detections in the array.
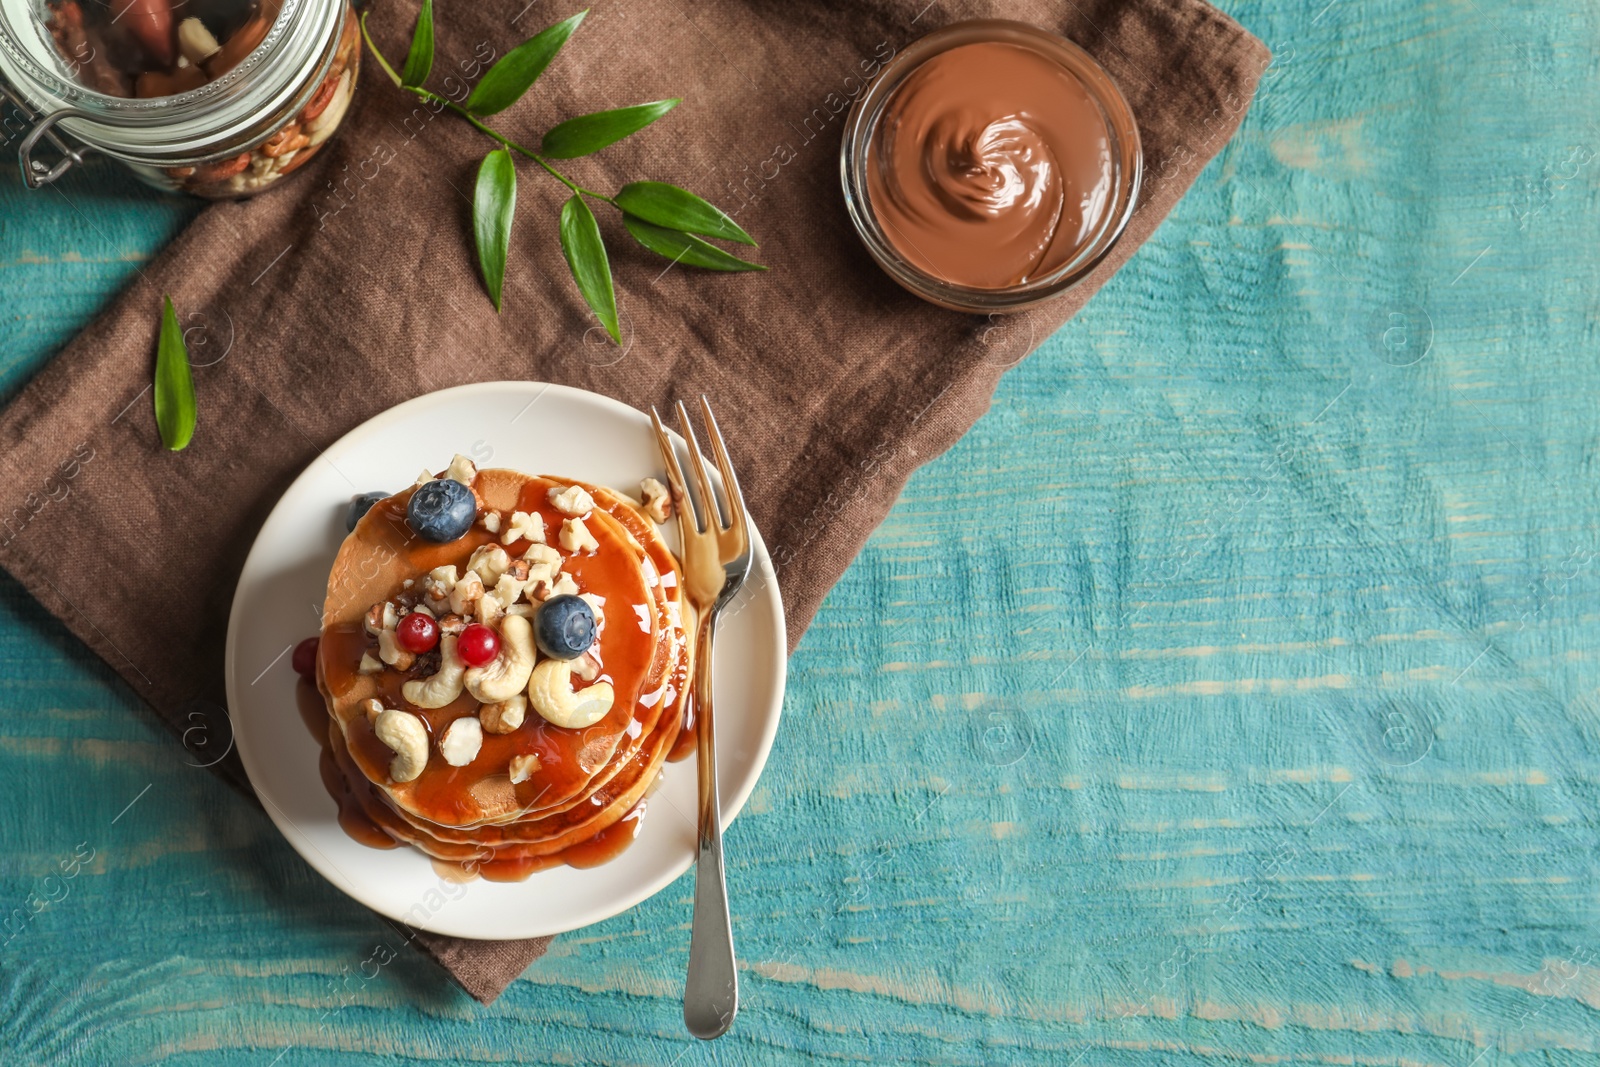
[{"xmin": 314, "ymin": 468, "xmax": 694, "ymax": 880}]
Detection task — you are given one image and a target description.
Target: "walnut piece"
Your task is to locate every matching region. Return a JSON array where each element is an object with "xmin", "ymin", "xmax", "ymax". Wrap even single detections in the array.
[
  {"xmin": 502, "ymin": 510, "xmax": 545, "ymax": 546},
  {"xmin": 509, "ymin": 753, "xmax": 541, "ymax": 784},
  {"xmin": 559, "ymin": 517, "xmax": 599, "ymax": 555},
  {"xmin": 447, "ymin": 454, "xmax": 478, "ymax": 485},
  {"xmin": 639, "ymin": 477, "xmax": 671, "ymax": 523},
  {"xmin": 548, "ymin": 484, "xmax": 595, "ymax": 517}
]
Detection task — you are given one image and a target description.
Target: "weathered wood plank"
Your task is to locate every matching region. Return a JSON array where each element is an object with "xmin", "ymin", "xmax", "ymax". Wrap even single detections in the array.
[{"xmin": 3, "ymin": 0, "xmax": 1599, "ymax": 1062}]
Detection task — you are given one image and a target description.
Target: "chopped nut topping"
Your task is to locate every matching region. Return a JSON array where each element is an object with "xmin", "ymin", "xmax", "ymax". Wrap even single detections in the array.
[
  {"xmin": 439, "ymin": 716, "xmax": 483, "ymax": 767},
  {"xmin": 502, "ymin": 510, "xmax": 545, "ymax": 546},
  {"xmin": 509, "ymin": 753, "xmax": 541, "ymax": 784},
  {"xmin": 449, "ymin": 570, "xmax": 484, "ymax": 615},
  {"xmin": 358, "ymin": 652, "xmax": 383, "ymax": 675},
  {"xmin": 481, "ymin": 511, "xmax": 502, "ymax": 534},
  {"xmin": 492, "ymin": 572, "xmax": 526, "ymax": 607},
  {"xmin": 572, "ymin": 648, "xmax": 603, "ymax": 682},
  {"xmin": 438, "ymin": 613, "xmax": 468, "ymax": 635},
  {"xmin": 560, "ymin": 517, "xmax": 600, "ymax": 554},
  {"xmin": 422, "ymin": 565, "xmax": 459, "ymax": 615},
  {"xmin": 447, "ymin": 454, "xmax": 478, "ymax": 485},
  {"xmin": 521, "ymin": 543, "xmax": 563, "ymax": 597},
  {"xmin": 480, "ymin": 695, "xmax": 527, "ymax": 734},
  {"xmin": 364, "ymin": 600, "xmax": 398, "ymax": 636},
  {"xmin": 548, "ymin": 484, "xmax": 595, "ymax": 517},
  {"xmin": 361, "ymin": 697, "xmax": 385, "ymax": 722},
  {"xmin": 468, "ymin": 543, "xmax": 511, "ymax": 586},
  {"xmin": 475, "ymin": 592, "xmax": 504, "ymax": 625},
  {"xmin": 377, "ymin": 629, "xmax": 415, "ymax": 670},
  {"xmin": 640, "ymin": 477, "xmax": 671, "ymax": 523},
  {"xmin": 414, "ymin": 468, "xmax": 434, "ymax": 487},
  {"xmin": 548, "ymin": 573, "xmax": 579, "ymax": 599}
]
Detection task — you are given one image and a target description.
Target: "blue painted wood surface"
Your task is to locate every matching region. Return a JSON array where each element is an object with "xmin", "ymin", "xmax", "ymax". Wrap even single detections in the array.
[{"xmin": 4, "ymin": 0, "xmax": 1600, "ymax": 1062}]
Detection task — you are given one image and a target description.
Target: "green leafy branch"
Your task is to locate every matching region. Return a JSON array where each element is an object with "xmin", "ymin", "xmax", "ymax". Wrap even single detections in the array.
[{"xmin": 362, "ymin": 3, "xmax": 763, "ymax": 341}]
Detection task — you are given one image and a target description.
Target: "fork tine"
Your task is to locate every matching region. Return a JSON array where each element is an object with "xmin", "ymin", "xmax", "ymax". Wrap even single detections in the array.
[
  {"xmin": 675, "ymin": 399, "xmax": 724, "ymax": 531},
  {"xmin": 650, "ymin": 406, "xmax": 698, "ymax": 533},
  {"xmin": 697, "ymin": 396, "xmax": 745, "ymax": 536}
]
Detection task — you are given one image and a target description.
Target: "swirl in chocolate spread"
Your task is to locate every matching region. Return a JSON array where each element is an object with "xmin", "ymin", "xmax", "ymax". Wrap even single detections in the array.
[{"xmin": 866, "ymin": 40, "xmax": 1115, "ymax": 289}]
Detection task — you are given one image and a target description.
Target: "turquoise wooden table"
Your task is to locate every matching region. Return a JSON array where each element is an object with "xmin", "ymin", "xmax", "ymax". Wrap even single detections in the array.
[{"xmin": 5, "ymin": 0, "xmax": 1600, "ymax": 1062}]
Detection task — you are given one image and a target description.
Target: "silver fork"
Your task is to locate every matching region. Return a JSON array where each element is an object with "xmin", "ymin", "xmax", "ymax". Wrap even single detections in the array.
[{"xmin": 650, "ymin": 397, "xmax": 753, "ymax": 1040}]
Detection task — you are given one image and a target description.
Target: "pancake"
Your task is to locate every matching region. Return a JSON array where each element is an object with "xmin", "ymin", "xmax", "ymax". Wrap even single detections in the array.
[{"xmin": 313, "ymin": 460, "xmax": 694, "ymax": 878}]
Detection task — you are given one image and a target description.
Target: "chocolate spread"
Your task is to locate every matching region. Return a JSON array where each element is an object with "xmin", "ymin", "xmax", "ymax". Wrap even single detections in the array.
[{"xmin": 865, "ymin": 40, "xmax": 1115, "ymax": 289}]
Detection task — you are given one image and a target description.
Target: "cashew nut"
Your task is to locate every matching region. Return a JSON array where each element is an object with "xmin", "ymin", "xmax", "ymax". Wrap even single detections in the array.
[
  {"xmin": 439, "ymin": 715, "xmax": 483, "ymax": 767},
  {"xmin": 373, "ymin": 708, "xmax": 429, "ymax": 782},
  {"xmin": 402, "ymin": 635, "xmax": 466, "ymax": 708},
  {"xmin": 465, "ymin": 615, "xmax": 536, "ymax": 703},
  {"xmin": 307, "ymin": 71, "xmax": 354, "ymax": 146},
  {"xmin": 527, "ymin": 658, "xmax": 615, "ymax": 728},
  {"xmin": 480, "ymin": 694, "xmax": 527, "ymax": 734}
]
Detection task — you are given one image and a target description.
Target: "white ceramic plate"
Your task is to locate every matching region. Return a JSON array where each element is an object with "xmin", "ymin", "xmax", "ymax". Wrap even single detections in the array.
[{"xmin": 224, "ymin": 382, "xmax": 786, "ymax": 939}]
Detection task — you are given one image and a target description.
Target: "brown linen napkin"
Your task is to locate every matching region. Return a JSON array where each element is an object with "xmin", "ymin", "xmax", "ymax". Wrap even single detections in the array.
[{"xmin": 0, "ymin": 0, "xmax": 1268, "ymax": 1004}]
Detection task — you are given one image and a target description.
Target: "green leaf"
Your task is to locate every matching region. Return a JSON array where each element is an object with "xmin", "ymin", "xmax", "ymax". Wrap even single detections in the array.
[
  {"xmin": 540, "ymin": 99, "xmax": 680, "ymax": 159},
  {"xmin": 614, "ymin": 182, "xmax": 754, "ymax": 246},
  {"xmin": 472, "ymin": 149, "xmax": 517, "ymax": 312},
  {"xmin": 465, "ymin": 10, "xmax": 586, "ymax": 116},
  {"xmin": 622, "ymin": 214, "xmax": 766, "ymax": 272},
  {"xmin": 359, "ymin": 11, "xmax": 402, "ymax": 87},
  {"xmin": 399, "ymin": 0, "xmax": 434, "ymax": 88},
  {"xmin": 153, "ymin": 295, "xmax": 196, "ymax": 451},
  {"xmin": 558, "ymin": 195, "xmax": 619, "ymax": 343}
]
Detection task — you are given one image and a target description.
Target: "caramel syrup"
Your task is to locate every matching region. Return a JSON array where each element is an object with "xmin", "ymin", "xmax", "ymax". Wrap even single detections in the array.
[{"xmin": 302, "ymin": 476, "xmax": 690, "ymax": 882}]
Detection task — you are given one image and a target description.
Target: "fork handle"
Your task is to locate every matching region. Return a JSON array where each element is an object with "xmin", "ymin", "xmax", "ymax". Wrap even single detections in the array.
[{"xmin": 684, "ymin": 613, "xmax": 737, "ymax": 1039}]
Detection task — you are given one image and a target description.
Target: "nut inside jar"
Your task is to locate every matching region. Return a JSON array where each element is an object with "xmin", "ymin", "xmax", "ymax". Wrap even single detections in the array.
[
  {"xmin": 44, "ymin": 0, "xmax": 362, "ymax": 198},
  {"xmin": 45, "ymin": 0, "xmax": 284, "ymax": 98}
]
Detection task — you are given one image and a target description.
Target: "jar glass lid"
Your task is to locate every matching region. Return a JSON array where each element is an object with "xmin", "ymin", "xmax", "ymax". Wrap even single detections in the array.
[{"xmin": 0, "ymin": 0, "xmax": 338, "ymax": 157}]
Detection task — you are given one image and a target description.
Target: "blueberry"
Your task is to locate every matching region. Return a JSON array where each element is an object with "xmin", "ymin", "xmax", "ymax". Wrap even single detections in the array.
[
  {"xmin": 345, "ymin": 491, "xmax": 389, "ymax": 532},
  {"xmin": 406, "ymin": 478, "xmax": 477, "ymax": 543},
  {"xmin": 535, "ymin": 595, "xmax": 596, "ymax": 660}
]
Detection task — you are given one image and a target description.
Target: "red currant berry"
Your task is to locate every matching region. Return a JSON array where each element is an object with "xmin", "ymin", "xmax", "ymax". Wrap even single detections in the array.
[
  {"xmin": 291, "ymin": 636, "xmax": 319, "ymax": 680},
  {"xmin": 458, "ymin": 623, "xmax": 500, "ymax": 667},
  {"xmin": 396, "ymin": 612, "xmax": 439, "ymax": 654}
]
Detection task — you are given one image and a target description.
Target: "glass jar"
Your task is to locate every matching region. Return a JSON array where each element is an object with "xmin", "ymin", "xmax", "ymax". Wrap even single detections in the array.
[
  {"xmin": 840, "ymin": 19, "xmax": 1142, "ymax": 313},
  {"xmin": 0, "ymin": 0, "xmax": 358, "ymax": 198}
]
